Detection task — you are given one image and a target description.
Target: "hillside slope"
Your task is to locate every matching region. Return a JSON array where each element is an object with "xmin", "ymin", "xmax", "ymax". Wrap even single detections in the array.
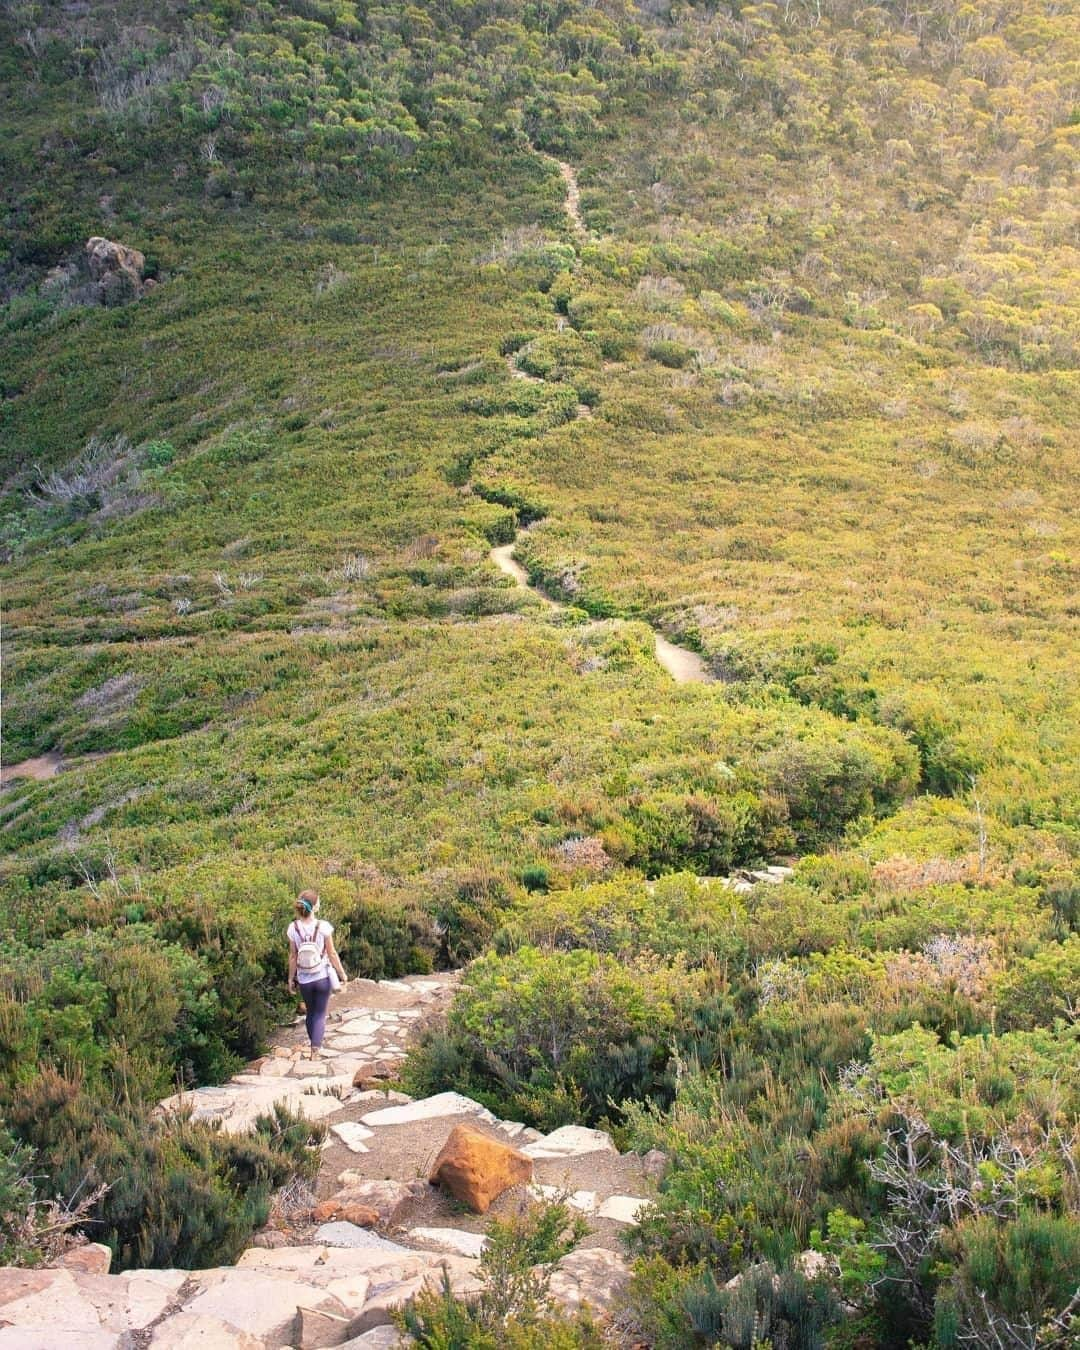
[{"xmin": 1, "ymin": 0, "xmax": 1077, "ymax": 1344}]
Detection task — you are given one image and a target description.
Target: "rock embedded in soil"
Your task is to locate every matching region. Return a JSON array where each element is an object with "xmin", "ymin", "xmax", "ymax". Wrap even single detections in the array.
[
  {"xmin": 345, "ymin": 1263, "xmax": 483, "ymax": 1337},
  {"xmin": 338, "ymin": 1329, "xmax": 404, "ymax": 1349},
  {"xmin": 56, "ymin": 1243, "xmax": 112, "ymax": 1275},
  {"xmin": 351, "ymin": 1061, "xmax": 395, "ymax": 1088},
  {"xmin": 151, "ymin": 1312, "xmax": 265, "ymax": 1348},
  {"xmin": 547, "ymin": 1246, "xmax": 631, "ymax": 1316},
  {"xmin": 641, "ymin": 1148, "xmax": 669, "ymax": 1180},
  {"xmin": 428, "ymin": 1123, "xmax": 534, "ymax": 1214},
  {"xmin": 521, "ymin": 1125, "xmax": 617, "ymax": 1159},
  {"xmin": 330, "ymin": 1178, "xmax": 425, "ymax": 1225},
  {"xmin": 331, "ymin": 1121, "xmax": 375, "ymax": 1152},
  {"xmin": 297, "ymin": 1303, "xmax": 352, "ymax": 1348},
  {"xmin": 311, "ymin": 1200, "xmax": 380, "ymax": 1227},
  {"xmin": 528, "ymin": 1183, "xmax": 598, "ymax": 1214},
  {"xmin": 182, "ymin": 1268, "xmax": 347, "ymax": 1347},
  {"xmin": 595, "ymin": 1194, "xmax": 650, "ymax": 1225},
  {"xmin": 408, "ymin": 1227, "xmax": 488, "ymax": 1258},
  {"xmin": 360, "ymin": 1091, "xmax": 495, "ymax": 1127}
]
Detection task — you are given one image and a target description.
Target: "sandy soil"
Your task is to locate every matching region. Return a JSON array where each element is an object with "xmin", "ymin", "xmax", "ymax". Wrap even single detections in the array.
[{"xmin": 0, "ymin": 752, "xmax": 65, "ymax": 783}]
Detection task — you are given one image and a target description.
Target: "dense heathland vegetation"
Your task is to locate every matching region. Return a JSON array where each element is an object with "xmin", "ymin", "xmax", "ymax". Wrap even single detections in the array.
[{"xmin": 1, "ymin": 0, "xmax": 1077, "ymax": 1342}]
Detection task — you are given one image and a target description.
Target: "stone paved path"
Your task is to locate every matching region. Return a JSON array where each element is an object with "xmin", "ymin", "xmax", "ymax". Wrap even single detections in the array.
[
  {"xmin": 146, "ymin": 967, "xmax": 657, "ymax": 1343},
  {"xmin": 158, "ymin": 973, "xmax": 459, "ymax": 1133}
]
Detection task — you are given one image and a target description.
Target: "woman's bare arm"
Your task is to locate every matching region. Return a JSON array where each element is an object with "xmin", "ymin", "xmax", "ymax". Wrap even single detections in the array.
[{"xmin": 288, "ymin": 940, "xmax": 297, "ymax": 993}]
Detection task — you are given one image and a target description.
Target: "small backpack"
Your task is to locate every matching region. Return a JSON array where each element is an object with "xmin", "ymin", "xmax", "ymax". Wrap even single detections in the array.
[{"xmin": 293, "ymin": 921, "xmax": 325, "ymax": 974}]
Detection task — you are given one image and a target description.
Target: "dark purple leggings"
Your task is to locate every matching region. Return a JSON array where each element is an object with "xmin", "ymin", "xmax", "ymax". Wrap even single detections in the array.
[{"xmin": 299, "ymin": 977, "xmax": 332, "ymax": 1048}]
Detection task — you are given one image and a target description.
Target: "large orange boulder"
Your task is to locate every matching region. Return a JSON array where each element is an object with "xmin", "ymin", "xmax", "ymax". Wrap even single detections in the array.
[{"xmin": 429, "ymin": 1124, "xmax": 533, "ymax": 1214}]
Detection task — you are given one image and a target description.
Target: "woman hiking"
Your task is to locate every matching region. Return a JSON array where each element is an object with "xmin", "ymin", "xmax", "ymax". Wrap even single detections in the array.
[{"xmin": 287, "ymin": 890, "xmax": 347, "ymax": 1059}]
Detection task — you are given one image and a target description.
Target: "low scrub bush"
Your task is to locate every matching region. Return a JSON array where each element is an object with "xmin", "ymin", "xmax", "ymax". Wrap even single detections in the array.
[
  {"xmin": 398, "ymin": 1200, "xmax": 598, "ymax": 1347},
  {"xmin": 496, "ymin": 872, "xmax": 748, "ymax": 966},
  {"xmin": 6, "ymin": 1075, "xmax": 320, "ymax": 1270},
  {"xmin": 405, "ymin": 946, "xmax": 718, "ymax": 1127}
]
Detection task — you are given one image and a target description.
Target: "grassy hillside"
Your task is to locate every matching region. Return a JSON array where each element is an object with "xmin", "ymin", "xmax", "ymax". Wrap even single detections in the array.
[{"xmin": 1, "ymin": 0, "xmax": 1077, "ymax": 1342}]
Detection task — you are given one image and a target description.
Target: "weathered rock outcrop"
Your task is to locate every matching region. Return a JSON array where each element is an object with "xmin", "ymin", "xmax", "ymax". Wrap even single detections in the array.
[
  {"xmin": 40, "ymin": 236, "xmax": 153, "ymax": 308},
  {"xmin": 548, "ymin": 1247, "xmax": 631, "ymax": 1316}
]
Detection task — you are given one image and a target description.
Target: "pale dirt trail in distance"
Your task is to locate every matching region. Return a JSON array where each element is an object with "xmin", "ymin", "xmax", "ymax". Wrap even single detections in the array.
[
  {"xmin": 494, "ymin": 157, "xmax": 709, "ymax": 683},
  {"xmin": 490, "ymin": 540, "xmax": 713, "ymax": 684},
  {"xmin": 489, "ymin": 543, "xmax": 535, "ymax": 590},
  {"xmin": 653, "ymin": 633, "xmax": 710, "ymax": 683},
  {"xmin": 1, "ymin": 752, "xmax": 65, "ymax": 783},
  {"xmin": 558, "ymin": 160, "xmax": 586, "ymax": 234}
]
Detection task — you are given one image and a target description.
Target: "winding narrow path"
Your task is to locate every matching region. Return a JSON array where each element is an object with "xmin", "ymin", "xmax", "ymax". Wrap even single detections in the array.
[
  {"xmin": 490, "ymin": 534, "xmax": 712, "ymax": 684},
  {"xmin": 557, "ymin": 160, "xmax": 586, "ymax": 236},
  {"xmin": 0, "ymin": 753, "xmax": 65, "ymax": 784},
  {"xmin": 489, "ymin": 158, "xmax": 709, "ymax": 684},
  {"xmin": 654, "ymin": 633, "xmax": 710, "ymax": 682}
]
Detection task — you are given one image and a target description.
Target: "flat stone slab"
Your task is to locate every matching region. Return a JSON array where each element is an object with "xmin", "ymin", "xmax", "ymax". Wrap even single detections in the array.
[
  {"xmin": 408, "ymin": 1227, "xmax": 487, "ymax": 1258},
  {"xmin": 521, "ymin": 1126, "xmax": 616, "ymax": 1159},
  {"xmin": 528, "ymin": 1183, "xmax": 598, "ymax": 1214},
  {"xmin": 184, "ymin": 1268, "xmax": 342, "ymax": 1347},
  {"xmin": 238, "ymin": 1246, "xmax": 477, "ymax": 1285},
  {"xmin": 159, "ymin": 1076, "xmax": 354, "ymax": 1133},
  {"xmin": 349, "ymin": 1090, "xmax": 412, "ymax": 1106},
  {"xmin": 340, "ymin": 1329, "xmax": 405, "ymax": 1349},
  {"xmin": 0, "ymin": 1267, "xmax": 186, "ymax": 1342},
  {"xmin": 595, "ymin": 1195, "xmax": 650, "ymax": 1224},
  {"xmin": 548, "ymin": 1247, "xmax": 631, "ymax": 1315},
  {"xmin": 360, "ymin": 1092, "xmax": 495, "ymax": 1127},
  {"xmin": 331, "ymin": 1122, "xmax": 375, "ymax": 1153},
  {"xmin": 151, "ymin": 1313, "xmax": 264, "ymax": 1348},
  {"xmin": 314, "ymin": 1224, "xmax": 411, "ymax": 1253},
  {"xmin": 258, "ymin": 1059, "xmax": 296, "ymax": 1077},
  {"xmin": 0, "ymin": 1332, "xmax": 121, "ymax": 1349}
]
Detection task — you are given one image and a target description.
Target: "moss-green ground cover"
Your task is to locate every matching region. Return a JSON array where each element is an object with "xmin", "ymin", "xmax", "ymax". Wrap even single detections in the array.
[{"xmin": 1, "ymin": 0, "xmax": 1077, "ymax": 1340}]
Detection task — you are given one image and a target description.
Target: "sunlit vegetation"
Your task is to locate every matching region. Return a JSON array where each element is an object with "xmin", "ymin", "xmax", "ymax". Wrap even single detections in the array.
[{"xmin": 0, "ymin": 0, "xmax": 1076, "ymax": 1339}]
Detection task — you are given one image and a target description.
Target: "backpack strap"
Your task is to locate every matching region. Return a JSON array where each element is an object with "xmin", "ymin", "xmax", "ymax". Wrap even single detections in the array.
[{"xmin": 293, "ymin": 920, "xmax": 323, "ymax": 949}]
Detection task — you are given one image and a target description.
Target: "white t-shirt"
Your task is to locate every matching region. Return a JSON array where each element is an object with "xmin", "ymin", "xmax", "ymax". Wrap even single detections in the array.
[{"xmin": 288, "ymin": 918, "xmax": 334, "ymax": 984}]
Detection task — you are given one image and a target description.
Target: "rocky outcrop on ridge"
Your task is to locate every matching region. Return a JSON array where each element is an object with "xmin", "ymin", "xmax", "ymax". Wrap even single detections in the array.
[{"xmin": 41, "ymin": 237, "xmax": 153, "ymax": 308}]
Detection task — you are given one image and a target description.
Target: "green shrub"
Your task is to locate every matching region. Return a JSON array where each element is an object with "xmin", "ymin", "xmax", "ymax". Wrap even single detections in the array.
[
  {"xmin": 398, "ymin": 1200, "xmax": 598, "ymax": 1347},
  {"xmin": 499, "ymin": 332, "xmax": 534, "ymax": 356},
  {"xmin": 8, "ymin": 1071, "xmax": 321, "ymax": 1270},
  {"xmin": 500, "ymin": 872, "xmax": 748, "ymax": 966},
  {"xmin": 519, "ymin": 864, "xmax": 550, "ymax": 893},
  {"xmin": 993, "ymin": 937, "xmax": 1080, "ymax": 1031},
  {"xmin": 433, "ymin": 870, "xmax": 510, "ymax": 968},
  {"xmin": 336, "ymin": 897, "xmax": 436, "ymax": 980},
  {"xmin": 0, "ymin": 1126, "xmax": 44, "ymax": 1265},
  {"xmin": 936, "ymin": 1214, "xmax": 1080, "ymax": 1348},
  {"xmin": 647, "ymin": 339, "xmax": 694, "ymax": 368},
  {"xmin": 406, "ymin": 946, "xmax": 715, "ymax": 1126}
]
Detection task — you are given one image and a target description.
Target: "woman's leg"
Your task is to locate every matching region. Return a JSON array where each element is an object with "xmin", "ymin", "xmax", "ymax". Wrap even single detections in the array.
[{"xmin": 299, "ymin": 977, "xmax": 332, "ymax": 1048}]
